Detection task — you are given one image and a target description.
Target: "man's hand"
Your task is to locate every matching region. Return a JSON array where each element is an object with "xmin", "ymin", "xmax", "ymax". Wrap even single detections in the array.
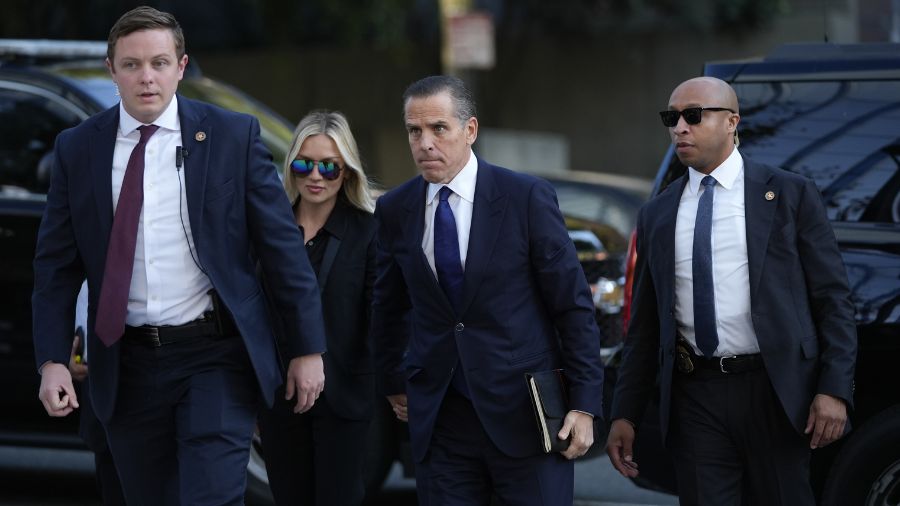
[
  {"xmin": 285, "ymin": 353, "xmax": 324, "ymax": 414},
  {"xmin": 805, "ymin": 393, "xmax": 848, "ymax": 449},
  {"xmin": 559, "ymin": 410, "xmax": 594, "ymax": 460},
  {"xmin": 38, "ymin": 362, "xmax": 79, "ymax": 417},
  {"xmin": 606, "ymin": 418, "xmax": 640, "ymax": 478},
  {"xmin": 68, "ymin": 334, "xmax": 88, "ymax": 382},
  {"xmin": 387, "ymin": 394, "xmax": 408, "ymax": 422}
]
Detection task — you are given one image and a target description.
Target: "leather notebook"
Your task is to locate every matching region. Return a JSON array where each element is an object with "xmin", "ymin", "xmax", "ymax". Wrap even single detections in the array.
[{"xmin": 525, "ymin": 369, "xmax": 569, "ymax": 453}]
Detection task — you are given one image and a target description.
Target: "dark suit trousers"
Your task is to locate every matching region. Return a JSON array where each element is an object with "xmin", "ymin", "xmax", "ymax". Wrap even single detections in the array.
[
  {"xmin": 78, "ymin": 380, "xmax": 125, "ymax": 506},
  {"xmin": 257, "ymin": 386, "xmax": 370, "ymax": 506},
  {"xmin": 104, "ymin": 334, "xmax": 259, "ymax": 506},
  {"xmin": 414, "ymin": 389, "xmax": 573, "ymax": 506},
  {"xmin": 669, "ymin": 367, "xmax": 815, "ymax": 506}
]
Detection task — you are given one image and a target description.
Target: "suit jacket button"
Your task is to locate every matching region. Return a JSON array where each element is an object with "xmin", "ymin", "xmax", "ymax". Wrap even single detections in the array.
[{"xmin": 455, "ymin": 323, "xmax": 465, "ymax": 332}]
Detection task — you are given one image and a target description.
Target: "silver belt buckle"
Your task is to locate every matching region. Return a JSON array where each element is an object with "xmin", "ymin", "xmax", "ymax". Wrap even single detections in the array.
[
  {"xmin": 148, "ymin": 327, "xmax": 161, "ymax": 347},
  {"xmin": 719, "ymin": 355, "xmax": 737, "ymax": 373}
]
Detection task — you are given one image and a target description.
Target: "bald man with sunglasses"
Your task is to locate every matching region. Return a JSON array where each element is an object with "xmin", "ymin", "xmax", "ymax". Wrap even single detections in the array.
[{"xmin": 606, "ymin": 77, "xmax": 857, "ymax": 505}]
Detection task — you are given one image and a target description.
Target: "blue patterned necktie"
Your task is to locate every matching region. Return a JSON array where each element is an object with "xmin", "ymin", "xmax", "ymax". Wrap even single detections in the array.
[
  {"xmin": 693, "ymin": 175, "xmax": 719, "ymax": 357},
  {"xmin": 434, "ymin": 186, "xmax": 469, "ymax": 396},
  {"xmin": 434, "ymin": 186, "xmax": 464, "ymax": 311}
]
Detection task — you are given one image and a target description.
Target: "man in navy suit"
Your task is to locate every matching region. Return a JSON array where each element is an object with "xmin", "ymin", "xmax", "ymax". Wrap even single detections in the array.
[
  {"xmin": 606, "ymin": 77, "xmax": 857, "ymax": 505},
  {"xmin": 32, "ymin": 7, "xmax": 326, "ymax": 505},
  {"xmin": 371, "ymin": 75, "xmax": 605, "ymax": 505}
]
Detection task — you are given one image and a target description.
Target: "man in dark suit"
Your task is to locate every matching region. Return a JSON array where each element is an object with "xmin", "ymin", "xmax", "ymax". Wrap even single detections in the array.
[
  {"xmin": 606, "ymin": 77, "xmax": 857, "ymax": 505},
  {"xmin": 371, "ymin": 75, "xmax": 605, "ymax": 505},
  {"xmin": 32, "ymin": 7, "xmax": 326, "ymax": 505}
]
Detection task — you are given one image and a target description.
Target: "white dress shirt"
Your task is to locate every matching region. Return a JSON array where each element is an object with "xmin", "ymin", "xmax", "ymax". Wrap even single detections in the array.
[
  {"xmin": 674, "ymin": 147, "xmax": 760, "ymax": 356},
  {"xmin": 113, "ymin": 97, "xmax": 212, "ymax": 326},
  {"xmin": 422, "ymin": 149, "xmax": 478, "ymax": 277}
]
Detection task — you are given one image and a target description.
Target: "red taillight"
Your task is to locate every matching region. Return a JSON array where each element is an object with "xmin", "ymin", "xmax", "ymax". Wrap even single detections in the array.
[{"xmin": 621, "ymin": 229, "xmax": 638, "ymax": 336}]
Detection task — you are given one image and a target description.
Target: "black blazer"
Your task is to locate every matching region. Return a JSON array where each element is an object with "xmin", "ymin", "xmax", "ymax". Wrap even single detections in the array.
[
  {"xmin": 269, "ymin": 198, "xmax": 377, "ymax": 421},
  {"xmin": 611, "ymin": 157, "xmax": 857, "ymax": 442}
]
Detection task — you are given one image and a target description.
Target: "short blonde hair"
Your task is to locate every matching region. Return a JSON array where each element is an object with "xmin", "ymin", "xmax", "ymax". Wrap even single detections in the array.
[{"xmin": 282, "ymin": 110, "xmax": 375, "ymax": 213}]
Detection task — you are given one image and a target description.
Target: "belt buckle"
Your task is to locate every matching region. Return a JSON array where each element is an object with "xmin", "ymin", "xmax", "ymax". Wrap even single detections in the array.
[
  {"xmin": 676, "ymin": 343, "xmax": 695, "ymax": 374},
  {"xmin": 148, "ymin": 327, "xmax": 161, "ymax": 347},
  {"xmin": 719, "ymin": 355, "xmax": 737, "ymax": 373}
]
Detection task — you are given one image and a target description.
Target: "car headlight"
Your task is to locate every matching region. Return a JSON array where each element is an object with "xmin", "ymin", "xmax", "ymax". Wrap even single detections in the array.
[{"xmin": 592, "ymin": 277, "xmax": 624, "ymax": 314}]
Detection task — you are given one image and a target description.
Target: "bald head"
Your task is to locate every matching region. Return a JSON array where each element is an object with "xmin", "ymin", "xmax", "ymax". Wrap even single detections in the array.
[
  {"xmin": 670, "ymin": 77, "xmax": 739, "ymax": 114},
  {"xmin": 665, "ymin": 76, "xmax": 741, "ymax": 174}
]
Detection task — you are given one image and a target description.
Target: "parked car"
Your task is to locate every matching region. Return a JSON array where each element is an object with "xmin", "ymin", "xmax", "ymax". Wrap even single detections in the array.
[
  {"xmin": 546, "ymin": 172, "xmax": 650, "ymax": 355},
  {"xmin": 621, "ymin": 42, "xmax": 900, "ymax": 505},
  {"xmin": 0, "ymin": 39, "xmax": 649, "ymax": 503}
]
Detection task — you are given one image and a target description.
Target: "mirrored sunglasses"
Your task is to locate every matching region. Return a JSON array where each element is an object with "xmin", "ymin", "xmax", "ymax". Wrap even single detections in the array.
[
  {"xmin": 659, "ymin": 107, "xmax": 735, "ymax": 127},
  {"xmin": 290, "ymin": 159, "xmax": 343, "ymax": 181}
]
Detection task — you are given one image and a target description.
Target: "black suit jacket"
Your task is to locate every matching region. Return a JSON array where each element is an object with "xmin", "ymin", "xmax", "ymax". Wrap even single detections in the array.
[
  {"xmin": 269, "ymin": 198, "xmax": 377, "ymax": 420},
  {"xmin": 611, "ymin": 155, "xmax": 857, "ymax": 442}
]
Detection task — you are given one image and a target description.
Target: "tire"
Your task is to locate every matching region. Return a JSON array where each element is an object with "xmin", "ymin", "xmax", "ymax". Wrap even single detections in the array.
[
  {"xmin": 821, "ymin": 404, "xmax": 900, "ymax": 506},
  {"xmin": 245, "ymin": 428, "xmax": 275, "ymax": 506}
]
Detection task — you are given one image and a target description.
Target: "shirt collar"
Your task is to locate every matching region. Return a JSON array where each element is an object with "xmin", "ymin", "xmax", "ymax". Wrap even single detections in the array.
[
  {"xmin": 688, "ymin": 146, "xmax": 743, "ymax": 194},
  {"xmin": 118, "ymin": 95, "xmax": 180, "ymax": 136},
  {"xmin": 426, "ymin": 148, "xmax": 478, "ymax": 205}
]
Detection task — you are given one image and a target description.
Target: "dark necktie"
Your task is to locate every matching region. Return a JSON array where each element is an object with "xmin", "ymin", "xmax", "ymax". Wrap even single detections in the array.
[
  {"xmin": 693, "ymin": 175, "xmax": 719, "ymax": 357},
  {"xmin": 434, "ymin": 186, "xmax": 469, "ymax": 396},
  {"xmin": 95, "ymin": 124, "xmax": 159, "ymax": 346},
  {"xmin": 434, "ymin": 186, "xmax": 464, "ymax": 311}
]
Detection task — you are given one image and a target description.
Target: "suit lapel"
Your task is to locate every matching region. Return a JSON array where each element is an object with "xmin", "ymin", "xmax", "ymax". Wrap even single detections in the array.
[
  {"xmin": 402, "ymin": 177, "xmax": 456, "ymax": 316},
  {"xmin": 316, "ymin": 202, "xmax": 348, "ymax": 293},
  {"xmin": 459, "ymin": 161, "xmax": 506, "ymax": 316},
  {"xmin": 90, "ymin": 107, "xmax": 120, "ymax": 245},
  {"xmin": 177, "ymin": 96, "xmax": 211, "ymax": 252},
  {"xmin": 744, "ymin": 159, "xmax": 778, "ymax": 301},
  {"xmin": 656, "ymin": 175, "xmax": 687, "ymax": 306}
]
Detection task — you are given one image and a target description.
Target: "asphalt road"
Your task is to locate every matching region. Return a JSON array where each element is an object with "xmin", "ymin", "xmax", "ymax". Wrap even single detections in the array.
[{"xmin": 0, "ymin": 446, "xmax": 677, "ymax": 505}]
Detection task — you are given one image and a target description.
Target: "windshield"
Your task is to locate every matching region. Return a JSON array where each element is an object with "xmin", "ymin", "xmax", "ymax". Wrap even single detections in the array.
[{"xmin": 736, "ymin": 80, "xmax": 900, "ymax": 223}]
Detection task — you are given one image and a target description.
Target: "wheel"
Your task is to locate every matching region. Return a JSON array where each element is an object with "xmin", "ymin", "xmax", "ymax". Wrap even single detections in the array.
[
  {"xmin": 245, "ymin": 427, "xmax": 274, "ymax": 506},
  {"xmin": 821, "ymin": 404, "xmax": 900, "ymax": 506}
]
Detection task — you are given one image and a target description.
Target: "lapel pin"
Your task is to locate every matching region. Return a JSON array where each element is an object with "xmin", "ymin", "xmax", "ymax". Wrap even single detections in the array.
[
  {"xmin": 195, "ymin": 131, "xmax": 207, "ymax": 142},
  {"xmin": 765, "ymin": 191, "xmax": 775, "ymax": 201}
]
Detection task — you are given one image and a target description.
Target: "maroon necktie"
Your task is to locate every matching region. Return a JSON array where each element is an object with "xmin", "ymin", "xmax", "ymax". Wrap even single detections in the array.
[{"xmin": 95, "ymin": 124, "xmax": 159, "ymax": 346}]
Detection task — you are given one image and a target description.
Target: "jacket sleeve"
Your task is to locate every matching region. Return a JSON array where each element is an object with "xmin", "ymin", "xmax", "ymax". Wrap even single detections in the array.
[
  {"xmin": 795, "ymin": 178, "xmax": 857, "ymax": 406},
  {"xmin": 609, "ymin": 204, "xmax": 663, "ymax": 425},
  {"xmin": 370, "ymin": 198, "xmax": 412, "ymax": 396},
  {"xmin": 32, "ymin": 132, "xmax": 85, "ymax": 371},
  {"xmin": 527, "ymin": 179, "xmax": 605, "ymax": 417},
  {"xmin": 244, "ymin": 117, "xmax": 326, "ymax": 359}
]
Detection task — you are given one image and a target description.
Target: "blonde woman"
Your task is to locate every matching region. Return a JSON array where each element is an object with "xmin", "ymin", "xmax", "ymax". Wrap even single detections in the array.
[{"xmin": 258, "ymin": 110, "xmax": 376, "ymax": 506}]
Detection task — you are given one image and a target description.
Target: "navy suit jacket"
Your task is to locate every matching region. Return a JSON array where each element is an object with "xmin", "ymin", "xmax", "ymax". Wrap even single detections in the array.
[
  {"xmin": 371, "ymin": 158, "xmax": 605, "ymax": 461},
  {"xmin": 610, "ymin": 156, "xmax": 857, "ymax": 442},
  {"xmin": 32, "ymin": 96, "xmax": 326, "ymax": 422}
]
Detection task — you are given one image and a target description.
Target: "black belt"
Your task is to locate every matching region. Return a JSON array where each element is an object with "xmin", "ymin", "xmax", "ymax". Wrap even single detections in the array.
[
  {"xmin": 124, "ymin": 312, "xmax": 235, "ymax": 347},
  {"xmin": 676, "ymin": 340, "xmax": 763, "ymax": 375}
]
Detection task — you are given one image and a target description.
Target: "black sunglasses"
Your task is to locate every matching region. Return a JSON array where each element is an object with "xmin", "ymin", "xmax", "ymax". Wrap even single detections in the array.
[
  {"xmin": 290, "ymin": 159, "xmax": 343, "ymax": 181},
  {"xmin": 659, "ymin": 107, "xmax": 735, "ymax": 127}
]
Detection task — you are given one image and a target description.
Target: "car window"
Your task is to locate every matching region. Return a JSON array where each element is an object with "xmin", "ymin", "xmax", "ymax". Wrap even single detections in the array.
[
  {"xmin": 0, "ymin": 208, "xmax": 41, "ymax": 347},
  {"xmin": 734, "ymin": 80, "xmax": 899, "ymax": 223},
  {"xmin": 0, "ymin": 84, "xmax": 84, "ymax": 193}
]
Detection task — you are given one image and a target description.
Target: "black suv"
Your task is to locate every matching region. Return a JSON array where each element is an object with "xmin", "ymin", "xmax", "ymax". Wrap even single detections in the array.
[{"xmin": 623, "ymin": 43, "xmax": 900, "ymax": 505}]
